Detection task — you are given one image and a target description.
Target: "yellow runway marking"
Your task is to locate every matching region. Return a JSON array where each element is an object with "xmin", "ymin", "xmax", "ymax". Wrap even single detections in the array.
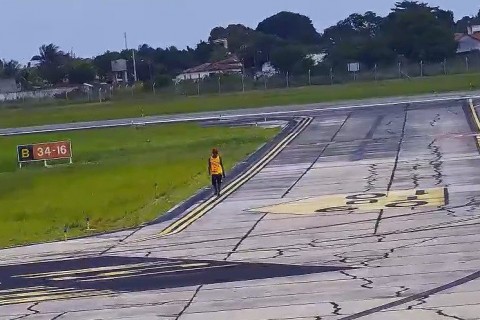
[
  {"xmin": 0, "ymin": 290, "xmax": 114, "ymax": 306},
  {"xmin": 14, "ymin": 261, "xmax": 169, "ymax": 279},
  {"xmin": 253, "ymin": 188, "xmax": 447, "ymax": 215},
  {"xmin": 0, "ymin": 286, "xmax": 47, "ymax": 294},
  {"xmin": 50, "ymin": 262, "xmax": 210, "ymax": 281},
  {"xmin": 80, "ymin": 263, "xmax": 239, "ymax": 282},
  {"xmin": 159, "ymin": 117, "xmax": 313, "ymax": 236},
  {"xmin": 469, "ymin": 99, "xmax": 480, "ymax": 130}
]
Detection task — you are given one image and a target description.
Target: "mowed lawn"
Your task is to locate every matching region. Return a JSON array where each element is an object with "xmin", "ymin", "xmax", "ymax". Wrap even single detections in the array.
[
  {"xmin": 1, "ymin": 73, "xmax": 480, "ymax": 128},
  {"xmin": 0, "ymin": 123, "xmax": 279, "ymax": 248}
]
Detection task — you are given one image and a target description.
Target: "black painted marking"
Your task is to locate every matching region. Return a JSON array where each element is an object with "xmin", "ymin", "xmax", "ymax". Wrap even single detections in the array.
[
  {"xmin": 282, "ymin": 113, "xmax": 351, "ymax": 198},
  {"xmin": 444, "ymin": 187, "xmax": 450, "ymax": 206},
  {"xmin": 225, "ymin": 213, "xmax": 268, "ymax": 260},
  {"xmin": 374, "ymin": 105, "xmax": 408, "ymax": 234},
  {"xmin": 0, "ymin": 256, "xmax": 352, "ymax": 305},
  {"xmin": 351, "ymin": 115, "xmax": 385, "ymax": 161},
  {"xmin": 338, "ymin": 269, "xmax": 480, "ymax": 320},
  {"xmin": 373, "ymin": 209, "xmax": 384, "ymax": 235}
]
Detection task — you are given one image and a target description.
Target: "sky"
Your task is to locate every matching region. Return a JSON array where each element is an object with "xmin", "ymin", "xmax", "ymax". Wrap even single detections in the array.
[{"xmin": 1, "ymin": 0, "xmax": 479, "ymax": 64}]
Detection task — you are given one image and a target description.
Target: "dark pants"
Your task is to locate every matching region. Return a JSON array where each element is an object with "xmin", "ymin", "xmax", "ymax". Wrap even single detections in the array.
[{"xmin": 211, "ymin": 174, "xmax": 223, "ymax": 194}]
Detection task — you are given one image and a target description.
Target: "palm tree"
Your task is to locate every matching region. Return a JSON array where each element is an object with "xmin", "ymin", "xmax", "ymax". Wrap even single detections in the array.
[
  {"xmin": 31, "ymin": 44, "xmax": 66, "ymax": 65},
  {"xmin": 31, "ymin": 44, "xmax": 69, "ymax": 84},
  {"xmin": 0, "ymin": 59, "xmax": 21, "ymax": 79}
]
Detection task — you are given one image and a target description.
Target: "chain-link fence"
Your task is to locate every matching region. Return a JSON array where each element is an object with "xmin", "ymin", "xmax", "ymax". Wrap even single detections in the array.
[
  {"xmin": 170, "ymin": 53, "xmax": 480, "ymax": 96},
  {"xmin": 2, "ymin": 53, "xmax": 480, "ymax": 107}
]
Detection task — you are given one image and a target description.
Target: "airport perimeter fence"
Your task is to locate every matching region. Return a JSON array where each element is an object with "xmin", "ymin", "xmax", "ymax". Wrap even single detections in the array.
[
  {"xmin": 176, "ymin": 53, "xmax": 480, "ymax": 96},
  {"xmin": 2, "ymin": 53, "xmax": 480, "ymax": 107}
]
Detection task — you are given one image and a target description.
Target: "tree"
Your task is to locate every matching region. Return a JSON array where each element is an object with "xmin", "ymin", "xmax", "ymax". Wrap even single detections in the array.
[
  {"xmin": 193, "ymin": 41, "xmax": 214, "ymax": 64},
  {"xmin": 456, "ymin": 10, "xmax": 480, "ymax": 33},
  {"xmin": 0, "ymin": 59, "xmax": 21, "ymax": 79},
  {"xmin": 67, "ymin": 59, "xmax": 96, "ymax": 84},
  {"xmin": 270, "ymin": 45, "xmax": 307, "ymax": 73},
  {"xmin": 321, "ymin": 12, "xmax": 393, "ymax": 67},
  {"xmin": 31, "ymin": 44, "xmax": 70, "ymax": 84},
  {"xmin": 385, "ymin": 1, "xmax": 457, "ymax": 62},
  {"xmin": 257, "ymin": 11, "xmax": 321, "ymax": 44},
  {"xmin": 209, "ymin": 24, "xmax": 256, "ymax": 53},
  {"xmin": 93, "ymin": 51, "xmax": 121, "ymax": 80}
]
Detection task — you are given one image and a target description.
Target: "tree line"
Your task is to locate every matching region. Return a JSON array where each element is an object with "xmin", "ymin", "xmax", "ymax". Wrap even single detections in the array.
[{"xmin": 1, "ymin": 1, "xmax": 480, "ymax": 90}]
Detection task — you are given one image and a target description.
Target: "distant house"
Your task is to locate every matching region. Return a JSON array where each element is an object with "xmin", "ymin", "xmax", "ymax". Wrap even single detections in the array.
[
  {"xmin": 456, "ymin": 25, "xmax": 480, "ymax": 54},
  {"xmin": 175, "ymin": 56, "xmax": 243, "ymax": 82},
  {"xmin": 0, "ymin": 78, "xmax": 20, "ymax": 94}
]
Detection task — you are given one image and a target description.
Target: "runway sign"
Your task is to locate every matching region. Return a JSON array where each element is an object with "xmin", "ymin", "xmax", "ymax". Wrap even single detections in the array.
[
  {"xmin": 17, "ymin": 141, "xmax": 72, "ymax": 167},
  {"xmin": 253, "ymin": 188, "xmax": 447, "ymax": 215}
]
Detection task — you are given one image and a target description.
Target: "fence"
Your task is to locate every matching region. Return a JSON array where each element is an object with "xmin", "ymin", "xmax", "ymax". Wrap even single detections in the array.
[
  {"xmin": 175, "ymin": 54, "xmax": 480, "ymax": 96},
  {"xmin": 2, "ymin": 53, "xmax": 480, "ymax": 107}
]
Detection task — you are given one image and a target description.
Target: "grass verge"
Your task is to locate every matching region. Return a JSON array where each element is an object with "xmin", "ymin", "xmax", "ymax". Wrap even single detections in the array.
[
  {"xmin": 0, "ymin": 123, "xmax": 279, "ymax": 248},
  {"xmin": 1, "ymin": 73, "xmax": 480, "ymax": 129}
]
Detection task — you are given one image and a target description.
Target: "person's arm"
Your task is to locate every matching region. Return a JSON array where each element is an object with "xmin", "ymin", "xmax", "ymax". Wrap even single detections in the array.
[
  {"xmin": 220, "ymin": 157, "xmax": 226, "ymax": 177},
  {"xmin": 207, "ymin": 158, "xmax": 211, "ymax": 176}
]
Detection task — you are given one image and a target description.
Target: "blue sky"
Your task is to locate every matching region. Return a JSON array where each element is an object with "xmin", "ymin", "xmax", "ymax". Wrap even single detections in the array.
[{"xmin": 1, "ymin": 0, "xmax": 478, "ymax": 64}]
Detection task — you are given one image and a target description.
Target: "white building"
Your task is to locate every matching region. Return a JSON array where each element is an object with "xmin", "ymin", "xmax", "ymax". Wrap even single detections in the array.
[
  {"xmin": 456, "ymin": 25, "xmax": 480, "ymax": 54},
  {"xmin": 175, "ymin": 56, "xmax": 243, "ymax": 82}
]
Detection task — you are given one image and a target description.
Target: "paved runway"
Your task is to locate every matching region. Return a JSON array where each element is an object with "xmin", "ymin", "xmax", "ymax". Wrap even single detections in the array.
[
  {"xmin": 2, "ymin": 91, "xmax": 480, "ymax": 135},
  {"xmin": 2, "ymin": 98, "xmax": 480, "ymax": 319}
]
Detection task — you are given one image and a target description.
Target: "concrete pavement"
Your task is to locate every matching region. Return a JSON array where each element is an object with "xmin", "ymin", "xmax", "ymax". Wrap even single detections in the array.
[{"xmin": 2, "ymin": 98, "xmax": 480, "ymax": 319}]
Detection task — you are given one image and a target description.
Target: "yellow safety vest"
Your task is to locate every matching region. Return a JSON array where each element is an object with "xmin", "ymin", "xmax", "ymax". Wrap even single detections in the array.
[{"xmin": 210, "ymin": 156, "xmax": 223, "ymax": 175}]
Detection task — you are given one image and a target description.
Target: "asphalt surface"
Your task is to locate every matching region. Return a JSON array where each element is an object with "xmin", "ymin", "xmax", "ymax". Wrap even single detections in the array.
[{"xmin": 2, "ymin": 97, "xmax": 480, "ymax": 319}]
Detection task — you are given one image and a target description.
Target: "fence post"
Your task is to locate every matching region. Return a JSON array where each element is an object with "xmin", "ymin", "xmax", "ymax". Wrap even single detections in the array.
[
  {"xmin": 374, "ymin": 64, "xmax": 378, "ymax": 81},
  {"xmin": 308, "ymin": 69, "xmax": 311, "ymax": 85},
  {"xmin": 466, "ymin": 56, "xmax": 469, "ymax": 73},
  {"xmin": 443, "ymin": 58, "xmax": 447, "ymax": 75},
  {"xmin": 420, "ymin": 60, "xmax": 424, "ymax": 77},
  {"xmin": 330, "ymin": 67, "xmax": 333, "ymax": 85},
  {"xmin": 197, "ymin": 80, "xmax": 200, "ymax": 96},
  {"xmin": 286, "ymin": 72, "xmax": 289, "ymax": 88},
  {"xmin": 241, "ymin": 74, "xmax": 245, "ymax": 92},
  {"xmin": 218, "ymin": 75, "xmax": 221, "ymax": 94},
  {"xmin": 398, "ymin": 61, "xmax": 402, "ymax": 78},
  {"xmin": 264, "ymin": 76, "xmax": 267, "ymax": 90}
]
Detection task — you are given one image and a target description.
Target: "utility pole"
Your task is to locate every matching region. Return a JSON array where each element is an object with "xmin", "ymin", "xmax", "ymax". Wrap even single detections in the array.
[{"xmin": 124, "ymin": 32, "xmax": 137, "ymax": 82}]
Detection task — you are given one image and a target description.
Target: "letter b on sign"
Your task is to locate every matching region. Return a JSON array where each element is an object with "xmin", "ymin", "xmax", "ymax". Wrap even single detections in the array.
[{"xmin": 17, "ymin": 145, "xmax": 34, "ymax": 162}]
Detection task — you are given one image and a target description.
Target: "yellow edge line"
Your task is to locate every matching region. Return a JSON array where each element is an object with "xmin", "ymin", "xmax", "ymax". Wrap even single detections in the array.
[
  {"xmin": 159, "ymin": 117, "xmax": 313, "ymax": 236},
  {"xmin": 469, "ymin": 98, "xmax": 480, "ymax": 131},
  {"xmin": 161, "ymin": 117, "xmax": 311, "ymax": 235}
]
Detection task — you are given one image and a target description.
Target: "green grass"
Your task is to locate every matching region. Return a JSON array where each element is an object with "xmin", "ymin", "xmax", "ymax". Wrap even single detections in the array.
[
  {"xmin": 2, "ymin": 73, "xmax": 480, "ymax": 129},
  {"xmin": 0, "ymin": 123, "xmax": 279, "ymax": 248}
]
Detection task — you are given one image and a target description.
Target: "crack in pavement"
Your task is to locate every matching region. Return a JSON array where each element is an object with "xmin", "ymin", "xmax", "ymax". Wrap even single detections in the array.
[
  {"xmin": 12, "ymin": 302, "xmax": 41, "ymax": 319},
  {"xmin": 427, "ymin": 139, "xmax": 444, "ymax": 186},
  {"xmin": 175, "ymin": 285, "xmax": 203, "ymax": 320},
  {"xmin": 395, "ymin": 286, "xmax": 410, "ymax": 297},
  {"xmin": 411, "ymin": 163, "xmax": 420, "ymax": 189},
  {"xmin": 436, "ymin": 309, "xmax": 466, "ymax": 320},
  {"xmin": 412, "ymin": 307, "xmax": 466, "ymax": 320},
  {"xmin": 407, "ymin": 297, "xmax": 429, "ymax": 310},
  {"xmin": 50, "ymin": 312, "xmax": 68, "ymax": 320},
  {"xmin": 364, "ymin": 164, "xmax": 378, "ymax": 192},
  {"xmin": 273, "ymin": 249, "xmax": 285, "ymax": 259},
  {"xmin": 430, "ymin": 114, "xmax": 441, "ymax": 127},
  {"xmin": 340, "ymin": 270, "xmax": 373, "ymax": 289},
  {"xmin": 330, "ymin": 301, "xmax": 342, "ymax": 315},
  {"xmin": 465, "ymin": 197, "xmax": 480, "ymax": 214}
]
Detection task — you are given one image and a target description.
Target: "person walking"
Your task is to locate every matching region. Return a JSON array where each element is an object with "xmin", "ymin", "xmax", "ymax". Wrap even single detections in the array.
[{"xmin": 208, "ymin": 148, "xmax": 226, "ymax": 197}]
